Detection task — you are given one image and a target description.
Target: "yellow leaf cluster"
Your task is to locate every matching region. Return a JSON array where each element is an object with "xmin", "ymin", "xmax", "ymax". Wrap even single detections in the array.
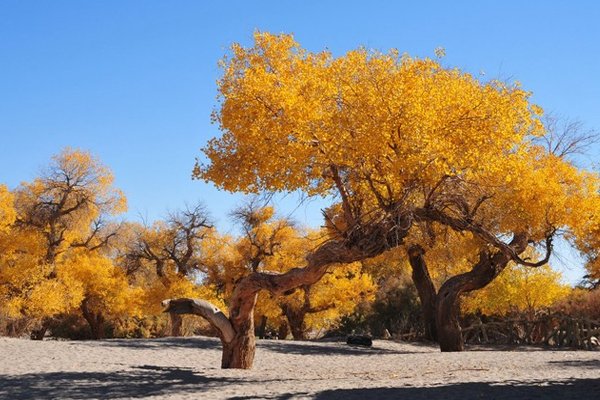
[
  {"xmin": 198, "ymin": 31, "xmax": 599, "ymax": 252},
  {"xmin": 0, "ymin": 184, "xmax": 15, "ymax": 233},
  {"xmin": 462, "ymin": 261, "xmax": 570, "ymax": 317},
  {"xmin": 199, "ymin": 32, "xmax": 541, "ymax": 203}
]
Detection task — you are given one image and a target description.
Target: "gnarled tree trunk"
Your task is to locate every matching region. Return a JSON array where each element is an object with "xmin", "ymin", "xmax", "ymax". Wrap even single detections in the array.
[
  {"xmin": 407, "ymin": 245, "xmax": 438, "ymax": 342},
  {"xmin": 278, "ymin": 321, "xmax": 290, "ymax": 340},
  {"xmin": 162, "ymin": 298, "xmax": 252, "ymax": 368},
  {"xmin": 435, "ymin": 234, "xmax": 529, "ymax": 352}
]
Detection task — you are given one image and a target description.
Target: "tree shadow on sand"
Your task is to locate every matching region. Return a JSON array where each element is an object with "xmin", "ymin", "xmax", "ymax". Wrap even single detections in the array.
[
  {"xmin": 308, "ymin": 379, "xmax": 600, "ymax": 400},
  {"xmin": 224, "ymin": 379, "xmax": 600, "ymax": 400},
  {"xmin": 548, "ymin": 359, "xmax": 600, "ymax": 369},
  {"xmin": 0, "ymin": 365, "xmax": 234, "ymax": 400},
  {"xmin": 64, "ymin": 336, "xmax": 223, "ymax": 351},
  {"xmin": 257, "ymin": 339, "xmax": 434, "ymax": 357}
]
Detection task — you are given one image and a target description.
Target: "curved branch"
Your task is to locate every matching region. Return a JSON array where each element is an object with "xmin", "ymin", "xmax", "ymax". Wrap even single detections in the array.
[
  {"xmin": 414, "ymin": 207, "xmax": 551, "ymax": 264},
  {"xmin": 162, "ymin": 298, "xmax": 235, "ymax": 343}
]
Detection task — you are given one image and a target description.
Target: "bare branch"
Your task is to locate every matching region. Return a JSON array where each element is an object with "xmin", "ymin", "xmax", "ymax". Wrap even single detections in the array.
[{"xmin": 535, "ymin": 112, "xmax": 600, "ymax": 159}]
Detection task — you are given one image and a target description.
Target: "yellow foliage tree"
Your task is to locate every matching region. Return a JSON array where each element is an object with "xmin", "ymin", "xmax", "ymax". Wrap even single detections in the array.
[
  {"xmin": 1, "ymin": 148, "xmax": 129, "ymax": 339},
  {"xmin": 168, "ymin": 31, "xmax": 600, "ymax": 368},
  {"xmin": 57, "ymin": 249, "xmax": 143, "ymax": 339},
  {"xmin": 123, "ymin": 203, "xmax": 222, "ymax": 336}
]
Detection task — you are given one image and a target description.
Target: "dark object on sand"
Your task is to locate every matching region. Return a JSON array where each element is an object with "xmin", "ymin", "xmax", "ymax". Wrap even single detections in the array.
[{"xmin": 347, "ymin": 335, "xmax": 373, "ymax": 347}]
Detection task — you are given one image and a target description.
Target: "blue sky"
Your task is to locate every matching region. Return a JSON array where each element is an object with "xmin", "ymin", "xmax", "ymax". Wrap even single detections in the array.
[{"xmin": 1, "ymin": 1, "xmax": 599, "ymax": 282}]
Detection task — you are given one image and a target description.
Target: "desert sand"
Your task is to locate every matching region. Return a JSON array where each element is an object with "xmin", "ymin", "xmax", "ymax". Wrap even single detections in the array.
[{"xmin": 1, "ymin": 336, "xmax": 600, "ymax": 399}]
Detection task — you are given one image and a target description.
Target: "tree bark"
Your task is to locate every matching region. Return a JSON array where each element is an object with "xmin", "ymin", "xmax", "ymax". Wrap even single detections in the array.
[
  {"xmin": 81, "ymin": 299, "xmax": 106, "ymax": 340},
  {"xmin": 278, "ymin": 321, "xmax": 290, "ymax": 340},
  {"xmin": 435, "ymin": 234, "xmax": 529, "ymax": 352},
  {"xmin": 435, "ymin": 277, "xmax": 467, "ymax": 351},
  {"xmin": 221, "ymin": 304, "xmax": 256, "ymax": 369},
  {"xmin": 407, "ymin": 245, "xmax": 438, "ymax": 342},
  {"xmin": 163, "ymin": 298, "xmax": 257, "ymax": 368},
  {"xmin": 255, "ymin": 315, "xmax": 268, "ymax": 338},
  {"xmin": 170, "ymin": 313, "xmax": 183, "ymax": 337},
  {"xmin": 283, "ymin": 308, "xmax": 308, "ymax": 340}
]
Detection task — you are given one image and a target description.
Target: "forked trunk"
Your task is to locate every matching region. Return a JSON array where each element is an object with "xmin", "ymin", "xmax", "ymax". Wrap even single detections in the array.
[
  {"xmin": 162, "ymin": 219, "xmax": 413, "ymax": 369},
  {"xmin": 162, "ymin": 296, "xmax": 257, "ymax": 369}
]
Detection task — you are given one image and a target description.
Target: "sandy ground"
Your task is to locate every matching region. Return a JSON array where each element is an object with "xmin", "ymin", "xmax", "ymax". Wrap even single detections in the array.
[{"xmin": 1, "ymin": 336, "xmax": 600, "ymax": 400}]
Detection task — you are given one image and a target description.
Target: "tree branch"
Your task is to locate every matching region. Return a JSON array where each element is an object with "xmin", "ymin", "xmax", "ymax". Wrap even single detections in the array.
[{"xmin": 162, "ymin": 298, "xmax": 235, "ymax": 343}]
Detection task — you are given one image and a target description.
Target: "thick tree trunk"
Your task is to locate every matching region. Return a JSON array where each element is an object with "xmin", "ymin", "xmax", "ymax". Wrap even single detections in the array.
[
  {"xmin": 287, "ymin": 312, "xmax": 308, "ymax": 340},
  {"xmin": 407, "ymin": 245, "xmax": 438, "ymax": 342},
  {"xmin": 435, "ymin": 280, "xmax": 465, "ymax": 351},
  {"xmin": 170, "ymin": 313, "xmax": 183, "ymax": 337},
  {"xmin": 162, "ymin": 297, "xmax": 256, "ymax": 369},
  {"xmin": 81, "ymin": 299, "xmax": 106, "ymax": 340},
  {"xmin": 221, "ymin": 319, "xmax": 256, "ymax": 369},
  {"xmin": 280, "ymin": 302, "xmax": 309, "ymax": 340},
  {"xmin": 434, "ymin": 234, "xmax": 528, "ymax": 352}
]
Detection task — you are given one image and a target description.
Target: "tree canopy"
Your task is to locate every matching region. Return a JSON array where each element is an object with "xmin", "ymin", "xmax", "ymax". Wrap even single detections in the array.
[{"xmin": 196, "ymin": 31, "xmax": 598, "ymax": 254}]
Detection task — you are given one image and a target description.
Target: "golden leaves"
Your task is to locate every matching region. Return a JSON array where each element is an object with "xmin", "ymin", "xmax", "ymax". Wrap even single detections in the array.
[{"xmin": 198, "ymin": 31, "xmax": 550, "ymax": 212}]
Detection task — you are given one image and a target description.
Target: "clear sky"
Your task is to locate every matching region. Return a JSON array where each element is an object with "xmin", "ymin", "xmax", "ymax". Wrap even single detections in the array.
[{"xmin": 1, "ymin": 1, "xmax": 599, "ymax": 283}]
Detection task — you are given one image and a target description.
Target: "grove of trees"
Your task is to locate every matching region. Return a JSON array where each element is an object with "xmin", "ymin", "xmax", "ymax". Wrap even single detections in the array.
[{"xmin": 3, "ymin": 32, "xmax": 600, "ymax": 371}]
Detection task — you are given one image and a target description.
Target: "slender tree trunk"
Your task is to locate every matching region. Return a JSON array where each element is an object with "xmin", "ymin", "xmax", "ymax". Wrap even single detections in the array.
[
  {"xmin": 407, "ymin": 245, "xmax": 438, "ymax": 342},
  {"xmin": 255, "ymin": 315, "xmax": 268, "ymax": 338}
]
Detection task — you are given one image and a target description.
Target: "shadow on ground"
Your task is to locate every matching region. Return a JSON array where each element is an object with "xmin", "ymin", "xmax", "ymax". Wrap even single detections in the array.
[
  {"xmin": 313, "ymin": 379, "xmax": 600, "ymax": 400},
  {"xmin": 0, "ymin": 365, "xmax": 234, "ymax": 399},
  {"xmin": 548, "ymin": 359, "xmax": 600, "ymax": 369},
  {"xmin": 70, "ymin": 336, "xmax": 433, "ymax": 356},
  {"xmin": 64, "ymin": 336, "xmax": 223, "ymax": 351},
  {"xmin": 226, "ymin": 379, "xmax": 600, "ymax": 400},
  {"xmin": 257, "ymin": 339, "xmax": 435, "ymax": 357}
]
